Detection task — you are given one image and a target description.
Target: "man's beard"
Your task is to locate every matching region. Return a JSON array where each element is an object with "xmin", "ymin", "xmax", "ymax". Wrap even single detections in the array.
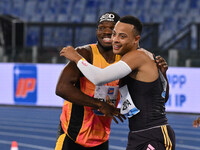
[{"xmin": 97, "ymin": 40, "xmax": 113, "ymax": 51}]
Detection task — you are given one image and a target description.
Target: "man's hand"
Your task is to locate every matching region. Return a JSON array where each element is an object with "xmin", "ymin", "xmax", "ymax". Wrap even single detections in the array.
[
  {"xmin": 112, "ymin": 108, "xmax": 126, "ymax": 124},
  {"xmin": 193, "ymin": 117, "xmax": 200, "ymax": 128},
  {"xmin": 60, "ymin": 46, "xmax": 82, "ymax": 63},
  {"xmin": 99, "ymin": 96, "xmax": 126, "ymax": 124},
  {"xmin": 156, "ymin": 55, "xmax": 168, "ymax": 74}
]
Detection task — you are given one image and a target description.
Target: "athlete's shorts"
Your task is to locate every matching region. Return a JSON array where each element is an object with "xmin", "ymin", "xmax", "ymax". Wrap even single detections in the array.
[
  {"xmin": 126, "ymin": 125, "xmax": 175, "ymax": 150},
  {"xmin": 55, "ymin": 122, "xmax": 109, "ymax": 150}
]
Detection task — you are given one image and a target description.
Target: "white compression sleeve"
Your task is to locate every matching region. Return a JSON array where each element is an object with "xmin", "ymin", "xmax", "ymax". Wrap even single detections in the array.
[{"xmin": 77, "ymin": 59, "xmax": 132, "ymax": 85}]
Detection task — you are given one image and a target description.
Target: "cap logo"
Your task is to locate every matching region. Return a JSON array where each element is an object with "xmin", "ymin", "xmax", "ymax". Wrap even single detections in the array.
[{"xmin": 99, "ymin": 13, "xmax": 115, "ymax": 23}]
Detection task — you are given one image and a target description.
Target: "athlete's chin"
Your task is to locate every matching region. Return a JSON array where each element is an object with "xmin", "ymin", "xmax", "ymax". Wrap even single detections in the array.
[
  {"xmin": 113, "ymin": 49, "xmax": 122, "ymax": 55},
  {"xmin": 102, "ymin": 40, "xmax": 112, "ymax": 46},
  {"xmin": 97, "ymin": 40, "xmax": 112, "ymax": 50},
  {"xmin": 101, "ymin": 40, "xmax": 113, "ymax": 47},
  {"xmin": 103, "ymin": 43, "xmax": 112, "ymax": 48}
]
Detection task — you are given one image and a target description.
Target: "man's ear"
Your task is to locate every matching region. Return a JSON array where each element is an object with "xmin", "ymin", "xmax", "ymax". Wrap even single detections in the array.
[{"xmin": 135, "ymin": 35, "xmax": 140, "ymax": 44}]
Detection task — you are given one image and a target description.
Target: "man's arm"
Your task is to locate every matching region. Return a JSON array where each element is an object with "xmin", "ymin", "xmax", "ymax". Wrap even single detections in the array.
[
  {"xmin": 156, "ymin": 56, "xmax": 169, "ymax": 102},
  {"xmin": 60, "ymin": 47, "xmax": 169, "ymax": 87},
  {"xmin": 56, "ymin": 62, "xmax": 100, "ymax": 108},
  {"xmin": 56, "ymin": 48, "xmax": 120, "ymax": 117},
  {"xmin": 56, "ymin": 48, "xmax": 99, "ymax": 108},
  {"xmin": 162, "ymin": 73, "xmax": 169, "ymax": 102},
  {"xmin": 60, "ymin": 46, "xmax": 132, "ymax": 85}
]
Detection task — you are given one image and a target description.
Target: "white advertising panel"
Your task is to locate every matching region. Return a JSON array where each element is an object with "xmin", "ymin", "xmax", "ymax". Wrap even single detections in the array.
[
  {"xmin": 0, "ymin": 63, "xmax": 65, "ymax": 107},
  {"xmin": 165, "ymin": 67, "xmax": 200, "ymax": 113},
  {"xmin": 0, "ymin": 63, "xmax": 14, "ymax": 104},
  {"xmin": 0, "ymin": 63, "xmax": 200, "ymax": 113}
]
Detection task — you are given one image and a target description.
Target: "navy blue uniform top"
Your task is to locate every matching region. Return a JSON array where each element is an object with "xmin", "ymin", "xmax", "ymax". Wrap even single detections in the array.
[{"xmin": 121, "ymin": 75, "xmax": 168, "ymax": 131}]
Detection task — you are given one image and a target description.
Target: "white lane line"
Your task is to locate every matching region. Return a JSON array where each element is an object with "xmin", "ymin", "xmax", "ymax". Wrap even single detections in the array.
[
  {"xmin": 110, "ymin": 145, "xmax": 125, "ymax": 150},
  {"xmin": 175, "ymin": 129, "xmax": 200, "ymax": 135},
  {"xmin": 0, "ymin": 120, "xmax": 57, "ymax": 129},
  {"xmin": 110, "ymin": 130, "xmax": 129, "ymax": 135},
  {"xmin": 0, "ymin": 117, "xmax": 58, "ymax": 124},
  {"xmin": 176, "ymin": 136, "xmax": 200, "ymax": 142},
  {"xmin": 171, "ymin": 125, "xmax": 200, "ymax": 130},
  {"xmin": 0, "ymin": 131, "xmax": 55, "ymax": 141},
  {"xmin": 176, "ymin": 144, "xmax": 200, "ymax": 150},
  {"xmin": 0, "ymin": 125, "xmax": 55, "ymax": 134},
  {"xmin": 0, "ymin": 114, "xmax": 60, "ymax": 121},
  {"xmin": 169, "ymin": 121, "xmax": 196, "ymax": 126},
  {"xmin": 111, "ymin": 126, "xmax": 129, "ymax": 130},
  {"xmin": 109, "ymin": 136, "xmax": 127, "ymax": 142},
  {"xmin": 0, "ymin": 140, "xmax": 54, "ymax": 150}
]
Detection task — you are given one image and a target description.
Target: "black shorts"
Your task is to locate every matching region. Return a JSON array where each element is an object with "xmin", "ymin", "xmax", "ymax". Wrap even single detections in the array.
[
  {"xmin": 55, "ymin": 122, "xmax": 109, "ymax": 150},
  {"xmin": 127, "ymin": 125, "xmax": 175, "ymax": 150}
]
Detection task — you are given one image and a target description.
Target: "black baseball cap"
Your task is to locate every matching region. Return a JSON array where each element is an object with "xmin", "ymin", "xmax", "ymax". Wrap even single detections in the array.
[{"xmin": 97, "ymin": 12, "xmax": 120, "ymax": 25}]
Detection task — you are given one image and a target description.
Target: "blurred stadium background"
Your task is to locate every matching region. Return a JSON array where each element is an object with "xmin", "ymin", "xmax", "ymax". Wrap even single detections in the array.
[{"xmin": 0, "ymin": 0, "xmax": 200, "ymax": 149}]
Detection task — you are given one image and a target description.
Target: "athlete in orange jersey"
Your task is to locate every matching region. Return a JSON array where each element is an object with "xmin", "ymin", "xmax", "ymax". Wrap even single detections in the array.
[{"xmin": 55, "ymin": 12, "xmax": 123, "ymax": 150}]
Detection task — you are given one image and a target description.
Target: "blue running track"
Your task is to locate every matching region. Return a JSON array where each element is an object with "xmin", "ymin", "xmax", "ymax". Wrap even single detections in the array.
[{"xmin": 0, "ymin": 106, "xmax": 200, "ymax": 150}]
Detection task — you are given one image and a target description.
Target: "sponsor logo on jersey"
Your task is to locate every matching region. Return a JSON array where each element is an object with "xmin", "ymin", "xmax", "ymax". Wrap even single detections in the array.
[{"xmin": 107, "ymin": 87, "xmax": 114, "ymax": 95}]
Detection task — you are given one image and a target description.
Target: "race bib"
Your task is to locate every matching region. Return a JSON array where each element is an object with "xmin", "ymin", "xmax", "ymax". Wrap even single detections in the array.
[
  {"xmin": 119, "ymin": 85, "xmax": 140, "ymax": 118},
  {"xmin": 93, "ymin": 85, "xmax": 119, "ymax": 115}
]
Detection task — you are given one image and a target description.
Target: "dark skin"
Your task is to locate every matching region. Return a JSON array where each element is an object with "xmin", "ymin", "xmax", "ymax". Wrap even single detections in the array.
[
  {"xmin": 156, "ymin": 55, "xmax": 169, "ymax": 102},
  {"xmin": 56, "ymin": 46, "xmax": 120, "ymax": 118},
  {"xmin": 56, "ymin": 21, "xmax": 169, "ymax": 122},
  {"xmin": 193, "ymin": 117, "xmax": 200, "ymax": 127},
  {"xmin": 56, "ymin": 21, "xmax": 123, "ymax": 121}
]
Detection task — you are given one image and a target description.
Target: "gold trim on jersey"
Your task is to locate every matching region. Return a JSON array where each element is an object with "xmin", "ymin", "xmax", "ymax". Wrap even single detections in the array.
[{"xmin": 161, "ymin": 125, "xmax": 172, "ymax": 150}]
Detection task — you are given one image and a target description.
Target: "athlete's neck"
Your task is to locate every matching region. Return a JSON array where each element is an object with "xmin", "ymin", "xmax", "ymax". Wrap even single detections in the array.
[{"xmin": 96, "ymin": 43, "xmax": 116, "ymax": 64}]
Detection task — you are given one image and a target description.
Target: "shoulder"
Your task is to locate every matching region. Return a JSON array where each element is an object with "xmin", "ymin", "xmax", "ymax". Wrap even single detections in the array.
[
  {"xmin": 121, "ymin": 48, "xmax": 153, "ymax": 70},
  {"xmin": 122, "ymin": 48, "xmax": 148, "ymax": 61},
  {"xmin": 75, "ymin": 44, "xmax": 93, "ymax": 62},
  {"xmin": 137, "ymin": 48, "xmax": 154, "ymax": 60},
  {"xmin": 75, "ymin": 44, "xmax": 92, "ymax": 53},
  {"xmin": 125, "ymin": 48, "xmax": 153, "ymax": 61}
]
